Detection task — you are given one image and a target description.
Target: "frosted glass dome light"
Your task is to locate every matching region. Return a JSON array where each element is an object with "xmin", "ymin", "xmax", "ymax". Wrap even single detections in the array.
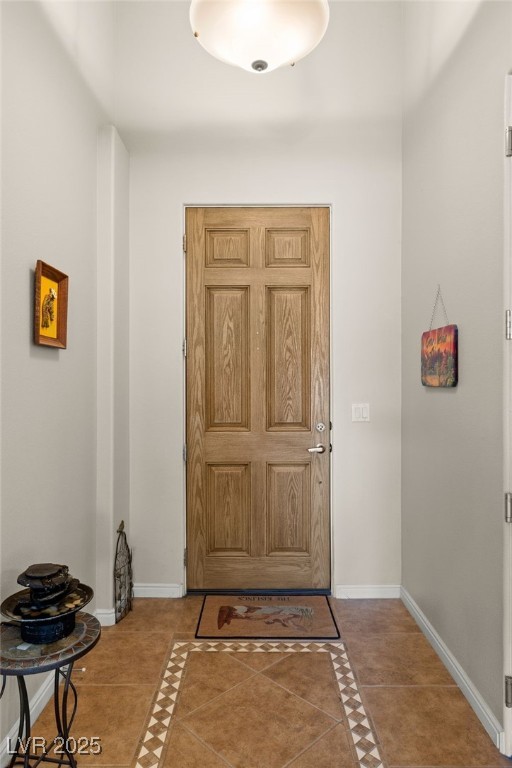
[{"xmin": 190, "ymin": 0, "xmax": 330, "ymax": 73}]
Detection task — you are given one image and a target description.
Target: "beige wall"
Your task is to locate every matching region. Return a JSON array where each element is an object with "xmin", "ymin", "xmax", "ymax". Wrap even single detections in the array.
[
  {"xmin": 402, "ymin": 1, "xmax": 512, "ymax": 722},
  {"xmin": 0, "ymin": 0, "xmax": 108, "ymax": 736},
  {"xmin": 127, "ymin": 1, "xmax": 403, "ymax": 595}
]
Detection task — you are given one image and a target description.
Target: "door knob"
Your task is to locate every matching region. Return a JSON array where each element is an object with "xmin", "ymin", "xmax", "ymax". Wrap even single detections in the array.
[{"xmin": 308, "ymin": 444, "xmax": 326, "ymax": 454}]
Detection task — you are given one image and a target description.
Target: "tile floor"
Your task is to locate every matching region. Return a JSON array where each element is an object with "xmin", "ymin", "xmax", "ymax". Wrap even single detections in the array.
[{"xmin": 32, "ymin": 597, "xmax": 510, "ymax": 768}]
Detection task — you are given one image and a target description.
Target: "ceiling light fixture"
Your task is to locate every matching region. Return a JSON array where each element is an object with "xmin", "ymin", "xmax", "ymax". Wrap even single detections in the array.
[{"xmin": 190, "ymin": 0, "xmax": 330, "ymax": 74}]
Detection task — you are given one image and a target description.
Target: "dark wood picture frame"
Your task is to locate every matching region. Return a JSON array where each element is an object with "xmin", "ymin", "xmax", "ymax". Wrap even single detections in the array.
[{"xmin": 34, "ymin": 260, "xmax": 68, "ymax": 348}]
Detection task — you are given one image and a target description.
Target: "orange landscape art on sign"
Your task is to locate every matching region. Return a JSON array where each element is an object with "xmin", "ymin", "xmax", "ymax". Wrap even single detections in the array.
[{"xmin": 421, "ymin": 324, "xmax": 458, "ymax": 387}]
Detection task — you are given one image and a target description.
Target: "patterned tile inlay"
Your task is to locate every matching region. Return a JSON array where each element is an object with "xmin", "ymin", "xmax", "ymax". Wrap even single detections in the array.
[{"xmin": 133, "ymin": 641, "xmax": 384, "ymax": 768}]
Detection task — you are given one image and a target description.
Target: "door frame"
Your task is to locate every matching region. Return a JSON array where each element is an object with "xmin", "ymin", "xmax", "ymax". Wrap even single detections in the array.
[
  {"xmin": 181, "ymin": 203, "xmax": 334, "ymax": 593},
  {"xmin": 503, "ymin": 74, "xmax": 512, "ymax": 756}
]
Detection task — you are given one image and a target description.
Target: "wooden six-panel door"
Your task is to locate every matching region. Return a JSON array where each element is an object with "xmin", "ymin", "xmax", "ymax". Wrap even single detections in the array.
[{"xmin": 186, "ymin": 207, "xmax": 330, "ymax": 590}]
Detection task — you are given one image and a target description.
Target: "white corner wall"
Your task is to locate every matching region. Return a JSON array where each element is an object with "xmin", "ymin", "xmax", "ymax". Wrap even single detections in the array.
[
  {"xmin": 96, "ymin": 125, "xmax": 130, "ymax": 622},
  {"xmin": 0, "ymin": 0, "xmax": 109, "ymax": 745},
  {"xmin": 402, "ymin": 0, "xmax": 512, "ymax": 724},
  {"xmin": 127, "ymin": 1, "xmax": 403, "ymax": 595}
]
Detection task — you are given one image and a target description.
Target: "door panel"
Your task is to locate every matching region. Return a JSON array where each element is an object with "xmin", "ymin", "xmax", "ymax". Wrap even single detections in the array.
[
  {"xmin": 207, "ymin": 463, "xmax": 251, "ymax": 555},
  {"xmin": 267, "ymin": 463, "xmax": 311, "ymax": 554},
  {"xmin": 205, "ymin": 287, "xmax": 249, "ymax": 430},
  {"xmin": 186, "ymin": 207, "xmax": 330, "ymax": 590},
  {"xmin": 267, "ymin": 286, "xmax": 310, "ymax": 430}
]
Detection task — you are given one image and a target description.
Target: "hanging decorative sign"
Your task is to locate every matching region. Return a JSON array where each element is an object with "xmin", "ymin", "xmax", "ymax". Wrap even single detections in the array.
[{"xmin": 421, "ymin": 286, "xmax": 458, "ymax": 387}]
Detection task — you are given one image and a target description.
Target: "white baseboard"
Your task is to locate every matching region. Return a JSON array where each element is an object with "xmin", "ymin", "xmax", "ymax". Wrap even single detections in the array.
[
  {"xmin": 1, "ymin": 673, "xmax": 53, "ymax": 768},
  {"xmin": 334, "ymin": 584, "xmax": 401, "ymax": 599},
  {"xmin": 94, "ymin": 608, "xmax": 116, "ymax": 626},
  {"xmin": 133, "ymin": 583, "xmax": 184, "ymax": 598},
  {"xmin": 400, "ymin": 586, "xmax": 504, "ymax": 750},
  {"xmin": 94, "ymin": 586, "xmax": 185, "ymax": 624}
]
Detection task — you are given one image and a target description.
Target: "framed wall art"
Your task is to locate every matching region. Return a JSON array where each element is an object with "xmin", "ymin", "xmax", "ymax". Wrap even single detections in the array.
[
  {"xmin": 34, "ymin": 260, "xmax": 68, "ymax": 348},
  {"xmin": 421, "ymin": 324, "xmax": 458, "ymax": 387}
]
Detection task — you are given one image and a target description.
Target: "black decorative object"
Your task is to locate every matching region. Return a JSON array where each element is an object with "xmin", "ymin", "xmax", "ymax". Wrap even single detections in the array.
[
  {"xmin": 1, "ymin": 563, "xmax": 93, "ymax": 644},
  {"xmin": 114, "ymin": 521, "xmax": 133, "ymax": 623},
  {"xmin": 17, "ymin": 563, "xmax": 72, "ymax": 601}
]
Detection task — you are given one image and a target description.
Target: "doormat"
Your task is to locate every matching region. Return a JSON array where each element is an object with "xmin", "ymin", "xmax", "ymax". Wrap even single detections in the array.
[{"xmin": 195, "ymin": 594, "xmax": 340, "ymax": 640}]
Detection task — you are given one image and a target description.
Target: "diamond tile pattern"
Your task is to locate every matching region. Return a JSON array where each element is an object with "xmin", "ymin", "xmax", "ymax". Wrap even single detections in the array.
[
  {"xmin": 133, "ymin": 641, "xmax": 383, "ymax": 768},
  {"xmin": 30, "ymin": 597, "xmax": 508, "ymax": 768}
]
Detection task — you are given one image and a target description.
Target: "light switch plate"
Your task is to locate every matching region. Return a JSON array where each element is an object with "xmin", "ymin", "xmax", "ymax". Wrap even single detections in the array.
[{"xmin": 352, "ymin": 403, "xmax": 370, "ymax": 422}]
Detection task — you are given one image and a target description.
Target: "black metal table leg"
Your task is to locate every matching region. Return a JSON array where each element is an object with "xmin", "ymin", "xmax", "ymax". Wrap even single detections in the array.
[
  {"xmin": 4, "ymin": 675, "xmax": 32, "ymax": 768},
  {"xmin": 4, "ymin": 668, "xmax": 79, "ymax": 768},
  {"xmin": 53, "ymin": 665, "xmax": 77, "ymax": 768}
]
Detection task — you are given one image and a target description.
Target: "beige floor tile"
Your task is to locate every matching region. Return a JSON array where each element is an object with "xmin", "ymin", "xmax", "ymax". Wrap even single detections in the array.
[
  {"xmin": 330, "ymin": 598, "xmax": 421, "ymax": 634},
  {"xmin": 180, "ymin": 673, "xmax": 337, "ymax": 768},
  {"xmin": 163, "ymin": 723, "xmax": 230, "ymax": 767},
  {"xmin": 345, "ymin": 632, "xmax": 456, "ymax": 686},
  {"xmin": 262, "ymin": 652, "xmax": 345, "ymax": 719},
  {"xmin": 230, "ymin": 651, "xmax": 290, "ymax": 672},
  {"xmin": 362, "ymin": 686, "xmax": 508, "ymax": 767},
  {"xmin": 72, "ymin": 631, "xmax": 172, "ymax": 685},
  {"xmin": 77, "ymin": 765, "xmax": 130, "ymax": 768},
  {"xmin": 33, "ymin": 683, "xmax": 154, "ymax": 765},
  {"xmin": 173, "ymin": 652, "xmax": 255, "ymax": 719},
  {"xmin": 111, "ymin": 597, "xmax": 203, "ymax": 634},
  {"xmin": 287, "ymin": 725, "xmax": 357, "ymax": 768}
]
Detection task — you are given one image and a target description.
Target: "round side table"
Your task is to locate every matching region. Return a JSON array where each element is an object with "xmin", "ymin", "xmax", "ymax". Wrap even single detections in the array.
[{"xmin": 0, "ymin": 612, "xmax": 101, "ymax": 768}]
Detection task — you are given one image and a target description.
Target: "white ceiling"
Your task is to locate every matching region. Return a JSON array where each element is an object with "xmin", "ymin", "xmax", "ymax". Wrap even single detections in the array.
[
  {"xmin": 39, "ymin": 0, "xmax": 483, "ymax": 150},
  {"xmin": 112, "ymin": 1, "xmax": 402, "ymax": 144}
]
